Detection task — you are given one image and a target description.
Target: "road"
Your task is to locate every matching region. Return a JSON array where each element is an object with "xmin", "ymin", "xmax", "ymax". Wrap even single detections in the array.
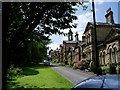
[{"xmin": 50, "ymin": 64, "xmax": 96, "ymax": 85}]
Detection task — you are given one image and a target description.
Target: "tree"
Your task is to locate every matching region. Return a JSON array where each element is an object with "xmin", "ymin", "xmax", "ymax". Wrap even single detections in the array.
[
  {"xmin": 3, "ymin": 2, "xmax": 79, "ymax": 47},
  {"xmin": 3, "ymin": 2, "xmax": 86, "ymax": 67}
]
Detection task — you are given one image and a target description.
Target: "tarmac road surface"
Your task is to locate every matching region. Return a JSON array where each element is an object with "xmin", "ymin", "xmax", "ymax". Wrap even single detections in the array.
[{"xmin": 50, "ymin": 64, "xmax": 96, "ymax": 85}]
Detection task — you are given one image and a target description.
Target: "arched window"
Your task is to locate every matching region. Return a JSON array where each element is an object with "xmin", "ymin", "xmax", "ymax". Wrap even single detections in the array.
[
  {"xmin": 86, "ymin": 34, "xmax": 91, "ymax": 44},
  {"xmin": 82, "ymin": 53, "xmax": 86, "ymax": 58},
  {"xmin": 89, "ymin": 34, "xmax": 91, "ymax": 43},
  {"xmin": 114, "ymin": 47, "xmax": 118, "ymax": 64},
  {"xmin": 88, "ymin": 34, "xmax": 89, "ymax": 43},
  {"xmin": 99, "ymin": 53, "xmax": 102, "ymax": 65},
  {"xmin": 103, "ymin": 52, "xmax": 106, "ymax": 65},
  {"xmin": 86, "ymin": 34, "xmax": 90, "ymax": 44},
  {"xmin": 87, "ymin": 35, "xmax": 88, "ymax": 44},
  {"xmin": 109, "ymin": 49, "xmax": 112, "ymax": 64},
  {"xmin": 88, "ymin": 52, "xmax": 91, "ymax": 60}
]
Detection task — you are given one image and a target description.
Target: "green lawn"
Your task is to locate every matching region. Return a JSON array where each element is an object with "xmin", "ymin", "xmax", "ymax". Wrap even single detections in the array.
[{"xmin": 7, "ymin": 65, "xmax": 74, "ymax": 89}]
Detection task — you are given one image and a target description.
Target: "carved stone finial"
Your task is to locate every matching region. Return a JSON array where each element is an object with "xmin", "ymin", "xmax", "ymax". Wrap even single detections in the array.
[
  {"xmin": 68, "ymin": 29, "xmax": 73, "ymax": 41},
  {"xmin": 75, "ymin": 32, "xmax": 79, "ymax": 41}
]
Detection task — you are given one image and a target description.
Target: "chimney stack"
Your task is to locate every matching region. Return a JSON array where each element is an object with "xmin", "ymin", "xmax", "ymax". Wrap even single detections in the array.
[{"xmin": 105, "ymin": 8, "xmax": 114, "ymax": 24}]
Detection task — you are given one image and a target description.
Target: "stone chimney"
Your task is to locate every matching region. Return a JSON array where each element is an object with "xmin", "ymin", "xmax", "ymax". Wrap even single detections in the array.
[
  {"xmin": 105, "ymin": 8, "xmax": 114, "ymax": 24},
  {"xmin": 68, "ymin": 29, "xmax": 73, "ymax": 41},
  {"xmin": 75, "ymin": 32, "xmax": 79, "ymax": 41}
]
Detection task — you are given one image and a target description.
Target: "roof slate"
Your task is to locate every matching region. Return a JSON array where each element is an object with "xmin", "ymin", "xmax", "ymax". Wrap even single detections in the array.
[{"xmin": 84, "ymin": 22, "xmax": 120, "ymax": 34}]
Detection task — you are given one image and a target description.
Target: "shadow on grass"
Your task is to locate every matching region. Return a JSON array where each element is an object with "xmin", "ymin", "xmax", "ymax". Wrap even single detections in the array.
[
  {"xmin": 22, "ymin": 67, "xmax": 39, "ymax": 75},
  {"xmin": 7, "ymin": 81, "xmax": 24, "ymax": 89},
  {"xmin": 7, "ymin": 81, "xmax": 39, "ymax": 89},
  {"xmin": 31, "ymin": 65, "xmax": 50, "ymax": 70},
  {"xmin": 22, "ymin": 65, "xmax": 50, "ymax": 75}
]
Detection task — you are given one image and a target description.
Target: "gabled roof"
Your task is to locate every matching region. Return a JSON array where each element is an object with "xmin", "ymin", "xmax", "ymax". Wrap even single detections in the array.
[
  {"xmin": 84, "ymin": 22, "xmax": 120, "ymax": 34},
  {"xmin": 84, "ymin": 22, "xmax": 93, "ymax": 34},
  {"xmin": 78, "ymin": 41, "xmax": 85, "ymax": 46},
  {"xmin": 113, "ymin": 28, "xmax": 120, "ymax": 33},
  {"xmin": 105, "ymin": 28, "xmax": 120, "ymax": 43}
]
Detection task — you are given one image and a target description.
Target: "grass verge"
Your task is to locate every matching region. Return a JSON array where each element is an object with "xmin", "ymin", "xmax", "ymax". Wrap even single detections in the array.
[{"xmin": 7, "ymin": 64, "xmax": 74, "ymax": 89}]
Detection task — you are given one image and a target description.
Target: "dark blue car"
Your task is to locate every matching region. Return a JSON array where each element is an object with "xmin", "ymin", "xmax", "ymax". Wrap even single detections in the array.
[{"xmin": 72, "ymin": 75, "xmax": 120, "ymax": 89}]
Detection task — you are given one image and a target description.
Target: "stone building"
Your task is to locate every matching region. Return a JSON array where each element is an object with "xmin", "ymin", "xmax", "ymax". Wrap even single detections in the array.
[
  {"xmin": 50, "ymin": 48, "xmax": 60, "ymax": 62},
  {"xmin": 50, "ymin": 8, "xmax": 120, "ymax": 67},
  {"xmin": 82, "ymin": 8, "xmax": 120, "ymax": 66},
  {"xmin": 60, "ymin": 30, "xmax": 81, "ymax": 64}
]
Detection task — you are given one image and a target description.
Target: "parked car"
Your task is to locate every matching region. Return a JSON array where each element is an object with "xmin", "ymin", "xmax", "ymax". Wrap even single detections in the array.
[
  {"xmin": 42, "ymin": 60, "xmax": 50, "ymax": 66},
  {"xmin": 71, "ymin": 75, "xmax": 120, "ymax": 89}
]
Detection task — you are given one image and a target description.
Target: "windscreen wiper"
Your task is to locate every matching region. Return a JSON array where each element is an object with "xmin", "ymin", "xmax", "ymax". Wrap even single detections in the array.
[{"xmin": 101, "ymin": 76, "xmax": 106, "ymax": 88}]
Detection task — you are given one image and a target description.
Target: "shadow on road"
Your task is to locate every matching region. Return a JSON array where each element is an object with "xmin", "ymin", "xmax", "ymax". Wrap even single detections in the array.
[{"xmin": 50, "ymin": 64, "xmax": 58, "ymax": 67}]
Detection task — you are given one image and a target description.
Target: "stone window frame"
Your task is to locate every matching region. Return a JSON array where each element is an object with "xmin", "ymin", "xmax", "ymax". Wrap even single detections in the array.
[
  {"xmin": 107, "ymin": 46, "xmax": 112, "ymax": 64},
  {"xmin": 112, "ymin": 45, "xmax": 119, "ymax": 64},
  {"xmin": 102, "ymin": 51, "xmax": 106, "ymax": 65},
  {"xmin": 99, "ymin": 50, "xmax": 106, "ymax": 65},
  {"xmin": 86, "ymin": 33, "xmax": 91, "ymax": 44},
  {"xmin": 99, "ymin": 52, "xmax": 102, "ymax": 65},
  {"xmin": 88, "ymin": 33, "xmax": 91, "ymax": 43},
  {"xmin": 110, "ymin": 48, "xmax": 114, "ymax": 64},
  {"xmin": 107, "ymin": 44, "xmax": 118, "ymax": 64}
]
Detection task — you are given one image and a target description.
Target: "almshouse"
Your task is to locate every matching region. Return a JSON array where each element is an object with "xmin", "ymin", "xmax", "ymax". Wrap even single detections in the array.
[{"xmin": 50, "ymin": 8, "xmax": 120, "ymax": 68}]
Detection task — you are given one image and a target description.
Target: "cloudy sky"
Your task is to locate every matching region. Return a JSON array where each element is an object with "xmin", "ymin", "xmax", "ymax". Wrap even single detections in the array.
[{"xmin": 47, "ymin": 1, "xmax": 120, "ymax": 51}]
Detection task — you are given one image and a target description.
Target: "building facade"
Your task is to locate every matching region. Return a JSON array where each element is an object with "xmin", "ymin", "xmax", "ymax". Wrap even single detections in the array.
[{"xmin": 50, "ymin": 8, "xmax": 120, "ymax": 67}]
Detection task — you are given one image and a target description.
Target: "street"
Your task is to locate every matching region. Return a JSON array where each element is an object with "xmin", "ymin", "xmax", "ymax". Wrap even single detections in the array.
[{"xmin": 50, "ymin": 64, "xmax": 96, "ymax": 85}]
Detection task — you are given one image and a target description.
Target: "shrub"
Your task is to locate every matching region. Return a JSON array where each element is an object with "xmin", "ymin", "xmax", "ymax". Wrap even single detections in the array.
[
  {"xmin": 101, "ymin": 66, "xmax": 109, "ymax": 75},
  {"xmin": 116, "ymin": 65, "xmax": 119, "ymax": 74},
  {"xmin": 51, "ymin": 60, "xmax": 58, "ymax": 63},
  {"xmin": 73, "ymin": 63, "xmax": 79, "ymax": 69},
  {"xmin": 58, "ymin": 63, "xmax": 66, "ymax": 66},
  {"xmin": 7, "ymin": 64, "xmax": 23, "ymax": 80},
  {"xmin": 73, "ymin": 59, "xmax": 91, "ymax": 70},
  {"xmin": 69, "ymin": 62, "xmax": 75, "ymax": 67},
  {"xmin": 90, "ymin": 65, "xmax": 96, "ymax": 72},
  {"xmin": 109, "ymin": 64, "xmax": 117, "ymax": 74},
  {"xmin": 90, "ymin": 65, "xmax": 102, "ymax": 75}
]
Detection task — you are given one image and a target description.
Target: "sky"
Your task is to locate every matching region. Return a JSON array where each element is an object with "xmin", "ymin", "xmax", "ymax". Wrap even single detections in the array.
[{"xmin": 47, "ymin": 0, "xmax": 120, "ymax": 51}]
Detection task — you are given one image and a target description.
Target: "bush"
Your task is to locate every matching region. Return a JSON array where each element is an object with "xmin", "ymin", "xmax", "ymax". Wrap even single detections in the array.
[
  {"xmin": 90, "ymin": 65, "xmax": 96, "ymax": 72},
  {"xmin": 51, "ymin": 60, "xmax": 59, "ymax": 63},
  {"xmin": 58, "ymin": 63, "xmax": 66, "ymax": 66},
  {"xmin": 7, "ymin": 64, "xmax": 23, "ymax": 80},
  {"xmin": 90, "ymin": 65, "xmax": 102, "ymax": 75},
  {"xmin": 116, "ymin": 65, "xmax": 119, "ymax": 74},
  {"xmin": 101, "ymin": 66, "xmax": 108, "ymax": 75},
  {"xmin": 73, "ymin": 59, "xmax": 91, "ymax": 70},
  {"xmin": 69, "ymin": 62, "xmax": 75, "ymax": 67},
  {"xmin": 73, "ymin": 63, "xmax": 79, "ymax": 69},
  {"xmin": 109, "ymin": 64, "xmax": 117, "ymax": 74}
]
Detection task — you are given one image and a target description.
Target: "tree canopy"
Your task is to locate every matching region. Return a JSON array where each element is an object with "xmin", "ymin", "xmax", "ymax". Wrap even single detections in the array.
[
  {"xmin": 3, "ymin": 2, "xmax": 82, "ymax": 46},
  {"xmin": 3, "ymin": 2, "xmax": 86, "ymax": 67}
]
